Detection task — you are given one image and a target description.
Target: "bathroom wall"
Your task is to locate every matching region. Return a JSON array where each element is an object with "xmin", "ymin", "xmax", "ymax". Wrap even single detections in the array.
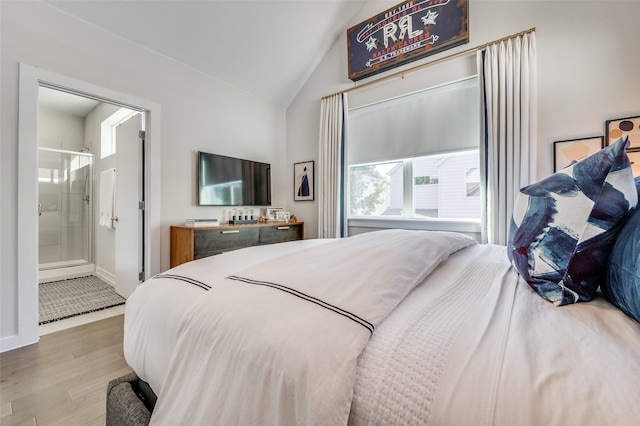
[{"xmin": 84, "ymin": 102, "xmax": 121, "ymax": 284}]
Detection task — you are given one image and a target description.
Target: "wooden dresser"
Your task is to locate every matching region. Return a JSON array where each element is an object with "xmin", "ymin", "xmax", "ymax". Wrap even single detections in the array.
[{"xmin": 170, "ymin": 222, "xmax": 304, "ymax": 267}]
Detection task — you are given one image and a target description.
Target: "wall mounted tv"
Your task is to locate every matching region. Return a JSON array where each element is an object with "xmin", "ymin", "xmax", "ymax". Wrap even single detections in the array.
[{"xmin": 197, "ymin": 151, "xmax": 271, "ymax": 206}]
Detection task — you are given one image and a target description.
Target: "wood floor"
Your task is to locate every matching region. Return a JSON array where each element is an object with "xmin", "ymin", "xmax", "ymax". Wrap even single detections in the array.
[{"xmin": 0, "ymin": 315, "xmax": 132, "ymax": 425}]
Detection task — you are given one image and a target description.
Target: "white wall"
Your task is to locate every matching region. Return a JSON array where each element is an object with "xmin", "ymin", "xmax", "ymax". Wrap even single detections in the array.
[
  {"xmin": 85, "ymin": 103, "xmax": 120, "ymax": 283},
  {"xmin": 1, "ymin": 1, "xmax": 286, "ymax": 349},
  {"xmin": 38, "ymin": 108, "xmax": 85, "ymax": 151},
  {"xmin": 286, "ymin": 0, "xmax": 640, "ymax": 238}
]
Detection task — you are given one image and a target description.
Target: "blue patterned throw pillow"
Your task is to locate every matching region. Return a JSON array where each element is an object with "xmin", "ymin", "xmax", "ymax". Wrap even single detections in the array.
[
  {"xmin": 507, "ymin": 137, "xmax": 638, "ymax": 305},
  {"xmin": 602, "ymin": 177, "xmax": 640, "ymax": 322}
]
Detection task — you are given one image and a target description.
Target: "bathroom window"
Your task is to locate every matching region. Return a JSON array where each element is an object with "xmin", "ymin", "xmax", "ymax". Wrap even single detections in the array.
[{"xmin": 101, "ymin": 108, "xmax": 138, "ymax": 159}]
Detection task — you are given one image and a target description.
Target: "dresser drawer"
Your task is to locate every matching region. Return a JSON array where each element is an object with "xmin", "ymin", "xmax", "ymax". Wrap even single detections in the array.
[
  {"xmin": 171, "ymin": 222, "xmax": 304, "ymax": 267},
  {"xmin": 194, "ymin": 227, "xmax": 259, "ymax": 258},
  {"xmin": 259, "ymin": 224, "xmax": 302, "ymax": 245}
]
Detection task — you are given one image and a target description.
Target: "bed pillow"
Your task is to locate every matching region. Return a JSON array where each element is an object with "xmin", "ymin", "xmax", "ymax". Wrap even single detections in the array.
[
  {"xmin": 602, "ymin": 177, "xmax": 640, "ymax": 322},
  {"xmin": 507, "ymin": 137, "xmax": 638, "ymax": 306}
]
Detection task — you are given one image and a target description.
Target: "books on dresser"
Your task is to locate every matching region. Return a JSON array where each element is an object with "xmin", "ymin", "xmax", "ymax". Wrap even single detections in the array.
[{"xmin": 184, "ymin": 219, "xmax": 219, "ymax": 227}]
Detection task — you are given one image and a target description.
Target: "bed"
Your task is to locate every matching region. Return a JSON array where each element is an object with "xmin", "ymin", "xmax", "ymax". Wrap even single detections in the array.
[{"xmin": 115, "ymin": 140, "xmax": 640, "ymax": 425}]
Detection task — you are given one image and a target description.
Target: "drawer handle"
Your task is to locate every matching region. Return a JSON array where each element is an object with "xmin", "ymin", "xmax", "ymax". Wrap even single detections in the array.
[
  {"xmin": 277, "ymin": 226, "xmax": 290, "ymax": 230},
  {"xmin": 221, "ymin": 230, "xmax": 240, "ymax": 234}
]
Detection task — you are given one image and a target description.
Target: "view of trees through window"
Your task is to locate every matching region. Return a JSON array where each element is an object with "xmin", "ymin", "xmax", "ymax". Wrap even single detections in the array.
[{"xmin": 349, "ymin": 162, "xmax": 398, "ymax": 216}]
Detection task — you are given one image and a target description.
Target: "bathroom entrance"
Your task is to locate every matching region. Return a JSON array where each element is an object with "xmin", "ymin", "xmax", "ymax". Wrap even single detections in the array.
[
  {"xmin": 11, "ymin": 63, "xmax": 160, "ymax": 351},
  {"xmin": 37, "ymin": 85, "xmax": 144, "ymax": 326}
]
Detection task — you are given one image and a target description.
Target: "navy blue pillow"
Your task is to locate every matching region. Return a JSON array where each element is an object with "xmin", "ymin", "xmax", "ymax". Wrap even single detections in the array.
[
  {"xmin": 507, "ymin": 138, "xmax": 638, "ymax": 305},
  {"xmin": 602, "ymin": 177, "xmax": 640, "ymax": 322}
]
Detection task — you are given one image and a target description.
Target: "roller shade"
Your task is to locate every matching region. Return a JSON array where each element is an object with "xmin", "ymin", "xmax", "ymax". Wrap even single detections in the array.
[{"xmin": 348, "ymin": 77, "xmax": 479, "ymax": 165}]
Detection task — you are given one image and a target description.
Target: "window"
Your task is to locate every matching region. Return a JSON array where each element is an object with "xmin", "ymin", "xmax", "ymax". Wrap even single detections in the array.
[
  {"xmin": 100, "ymin": 108, "xmax": 139, "ymax": 158},
  {"xmin": 348, "ymin": 151, "xmax": 480, "ymax": 220},
  {"xmin": 465, "ymin": 167, "xmax": 480, "ymax": 197},
  {"xmin": 415, "ymin": 176, "xmax": 438, "ymax": 185},
  {"xmin": 347, "ymin": 77, "xmax": 480, "ymax": 221},
  {"xmin": 349, "ymin": 161, "xmax": 400, "ymax": 216}
]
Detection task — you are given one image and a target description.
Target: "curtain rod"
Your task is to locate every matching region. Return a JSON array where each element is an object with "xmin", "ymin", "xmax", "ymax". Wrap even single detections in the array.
[{"xmin": 322, "ymin": 27, "xmax": 536, "ymax": 100}]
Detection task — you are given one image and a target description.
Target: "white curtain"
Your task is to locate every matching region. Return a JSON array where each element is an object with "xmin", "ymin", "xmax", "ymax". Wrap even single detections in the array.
[
  {"xmin": 477, "ymin": 32, "xmax": 537, "ymax": 245},
  {"xmin": 317, "ymin": 93, "xmax": 348, "ymax": 238}
]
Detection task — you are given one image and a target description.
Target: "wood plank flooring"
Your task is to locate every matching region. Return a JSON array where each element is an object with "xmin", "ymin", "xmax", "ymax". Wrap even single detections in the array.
[{"xmin": 0, "ymin": 315, "xmax": 132, "ymax": 425}]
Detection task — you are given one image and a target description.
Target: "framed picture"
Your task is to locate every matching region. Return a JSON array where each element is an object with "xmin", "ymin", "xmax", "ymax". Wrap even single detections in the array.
[
  {"xmin": 553, "ymin": 136, "xmax": 604, "ymax": 172},
  {"xmin": 265, "ymin": 207, "xmax": 283, "ymax": 220},
  {"xmin": 628, "ymin": 150, "xmax": 640, "ymax": 178},
  {"xmin": 346, "ymin": 0, "xmax": 468, "ymax": 81},
  {"xmin": 606, "ymin": 115, "xmax": 640, "ymax": 149},
  {"xmin": 294, "ymin": 161, "xmax": 314, "ymax": 201},
  {"xmin": 275, "ymin": 211, "xmax": 291, "ymax": 222}
]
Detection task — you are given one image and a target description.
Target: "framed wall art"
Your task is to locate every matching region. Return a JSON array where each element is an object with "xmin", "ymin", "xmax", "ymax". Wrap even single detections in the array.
[
  {"xmin": 553, "ymin": 136, "xmax": 604, "ymax": 172},
  {"xmin": 627, "ymin": 150, "xmax": 640, "ymax": 177},
  {"xmin": 605, "ymin": 115, "xmax": 640, "ymax": 149},
  {"xmin": 346, "ymin": 0, "xmax": 469, "ymax": 81},
  {"xmin": 294, "ymin": 161, "xmax": 314, "ymax": 201},
  {"xmin": 275, "ymin": 211, "xmax": 291, "ymax": 222}
]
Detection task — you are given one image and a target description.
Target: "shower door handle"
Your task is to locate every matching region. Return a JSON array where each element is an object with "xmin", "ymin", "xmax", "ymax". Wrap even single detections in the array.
[{"xmin": 38, "ymin": 203, "xmax": 42, "ymax": 216}]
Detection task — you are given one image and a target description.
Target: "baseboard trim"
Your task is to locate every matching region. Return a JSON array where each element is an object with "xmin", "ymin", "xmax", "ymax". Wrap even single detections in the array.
[
  {"xmin": 1, "ymin": 333, "xmax": 39, "ymax": 353},
  {"xmin": 95, "ymin": 267, "xmax": 117, "ymax": 288}
]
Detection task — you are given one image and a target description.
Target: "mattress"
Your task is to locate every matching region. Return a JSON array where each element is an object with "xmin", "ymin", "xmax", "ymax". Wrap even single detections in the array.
[{"xmin": 124, "ymin": 234, "xmax": 640, "ymax": 425}]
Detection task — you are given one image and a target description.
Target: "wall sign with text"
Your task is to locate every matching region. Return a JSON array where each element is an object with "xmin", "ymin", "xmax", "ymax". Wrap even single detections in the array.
[{"xmin": 347, "ymin": 0, "xmax": 469, "ymax": 81}]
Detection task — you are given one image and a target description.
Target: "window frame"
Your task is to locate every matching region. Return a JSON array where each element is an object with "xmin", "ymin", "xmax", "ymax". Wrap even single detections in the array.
[
  {"xmin": 100, "ymin": 108, "xmax": 138, "ymax": 159},
  {"xmin": 344, "ymin": 75, "xmax": 482, "ymax": 237},
  {"xmin": 347, "ymin": 151, "xmax": 481, "ymax": 222}
]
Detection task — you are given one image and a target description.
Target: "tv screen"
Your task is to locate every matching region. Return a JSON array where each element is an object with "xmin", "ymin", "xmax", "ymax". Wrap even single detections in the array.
[{"xmin": 197, "ymin": 151, "xmax": 271, "ymax": 206}]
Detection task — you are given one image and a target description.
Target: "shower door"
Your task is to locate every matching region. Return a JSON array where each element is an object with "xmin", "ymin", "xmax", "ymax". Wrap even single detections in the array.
[{"xmin": 38, "ymin": 148, "xmax": 94, "ymax": 270}]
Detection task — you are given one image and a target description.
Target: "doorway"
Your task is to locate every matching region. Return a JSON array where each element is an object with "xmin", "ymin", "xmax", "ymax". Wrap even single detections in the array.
[
  {"xmin": 13, "ymin": 64, "xmax": 161, "ymax": 350},
  {"xmin": 37, "ymin": 86, "xmax": 143, "ymax": 328},
  {"xmin": 38, "ymin": 84, "xmax": 143, "ymax": 286}
]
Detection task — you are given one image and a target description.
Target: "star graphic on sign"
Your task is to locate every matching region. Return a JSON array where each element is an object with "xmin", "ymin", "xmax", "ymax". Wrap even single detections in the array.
[
  {"xmin": 365, "ymin": 36, "xmax": 378, "ymax": 52},
  {"xmin": 422, "ymin": 10, "xmax": 438, "ymax": 26}
]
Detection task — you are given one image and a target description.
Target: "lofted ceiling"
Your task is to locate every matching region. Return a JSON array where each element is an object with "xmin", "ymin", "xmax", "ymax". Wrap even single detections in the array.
[{"xmin": 43, "ymin": 0, "xmax": 369, "ymax": 108}]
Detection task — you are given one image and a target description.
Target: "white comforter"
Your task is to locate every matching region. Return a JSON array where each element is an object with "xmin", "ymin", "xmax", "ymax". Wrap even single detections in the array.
[
  {"xmin": 124, "ymin": 231, "xmax": 640, "ymax": 425},
  {"xmin": 146, "ymin": 229, "xmax": 475, "ymax": 425},
  {"xmin": 124, "ymin": 239, "xmax": 331, "ymax": 394},
  {"xmin": 351, "ymin": 244, "xmax": 640, "ymax": 425}
]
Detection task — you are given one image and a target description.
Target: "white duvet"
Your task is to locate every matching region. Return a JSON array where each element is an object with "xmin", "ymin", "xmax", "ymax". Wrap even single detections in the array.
[
  {"xmin": 124, "ymin": 238, "xmax": 331, "ymax": 394},
  {"xmin": 124, "ymin": 231, "xmax": 640, "ymax": 426},
  {"xmin": 351, "ymin": 244, "xmax": 640, "ymax": 425},
  {"xmin": 145, "ymin": 229, "xmax": 475, "ymax": 425}
]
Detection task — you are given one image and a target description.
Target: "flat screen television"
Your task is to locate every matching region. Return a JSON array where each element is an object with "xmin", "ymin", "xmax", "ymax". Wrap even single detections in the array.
[{"xmin": 197, "ymin": 151, "xmax": 271, "ymax": 206}]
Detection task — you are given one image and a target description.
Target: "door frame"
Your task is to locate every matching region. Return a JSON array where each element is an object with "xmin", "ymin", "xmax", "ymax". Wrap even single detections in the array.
[{"xmin": 13, "ymin": 63, "xmax": 161, "ymax": 350}]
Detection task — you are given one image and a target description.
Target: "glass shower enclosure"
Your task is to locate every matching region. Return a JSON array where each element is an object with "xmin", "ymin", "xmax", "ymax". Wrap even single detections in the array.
[{"xmin": 38, "ymin": 148, "xmax": 94, "ymax": 280}]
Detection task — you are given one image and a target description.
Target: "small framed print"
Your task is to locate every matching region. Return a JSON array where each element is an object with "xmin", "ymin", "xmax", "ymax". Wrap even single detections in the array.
[
  {"xmin": 265, "ymin": 207, "xmax": 283, "ymax": 220},
  {"xmin": 553, "ymin": 136, "xmax": 604, "ymax": 172},
  {"xmin": 275, "ymin": 211, "xmax": 291, "ymax": 222},
  {"xmin": 627, "ymin": 150, "xmax": 640, "ymax": 177},
  {"xmin": 606, "ymin": 115, "xmax": 640, "ymax": 149},
  {"xmin": 294, "ymin": 161, "xmax": 314, "ymax": 201}
]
